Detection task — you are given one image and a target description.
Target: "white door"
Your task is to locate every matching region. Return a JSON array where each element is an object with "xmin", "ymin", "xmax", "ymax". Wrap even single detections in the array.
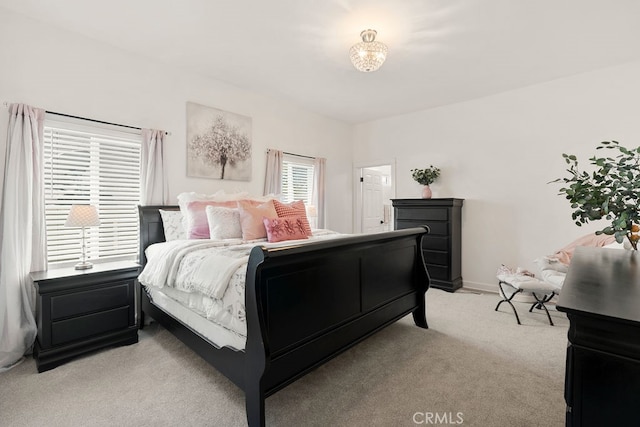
[{"xmin": 362, "ymin": 167, "xmax": 388, "ymax": 233}]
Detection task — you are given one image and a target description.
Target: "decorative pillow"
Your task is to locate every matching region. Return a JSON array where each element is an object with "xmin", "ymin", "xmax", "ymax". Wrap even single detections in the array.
[
  {"xmin": 263, "ymin": 216, "xmax": 309, "ymax": 243},
  {"xmin": 551, "ymin": 233, "xmax": 616, "ymax": 265},
  {"xmin": 205, "ymin": 205, "xmax": 242, "ymax": 240},
  {"xmin": 272, "ymin": 199, "xmax": 312, "ymax": 235},
  {"xmin": 159, "ymin": 209, "xmax": 185, "ymax": 241},
  {"xmin": 184, "ymin": 200, "xmax": 238, "ymax": 239},
  {"xmin": 237, "ymin": 200, "xmax": 277, "ymax": 240}
]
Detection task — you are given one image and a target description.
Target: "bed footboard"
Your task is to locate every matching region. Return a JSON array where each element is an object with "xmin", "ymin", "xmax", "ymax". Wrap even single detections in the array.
[{"xmin": 244, "ymin": 227, "xmax": 430, "ymax": 426}]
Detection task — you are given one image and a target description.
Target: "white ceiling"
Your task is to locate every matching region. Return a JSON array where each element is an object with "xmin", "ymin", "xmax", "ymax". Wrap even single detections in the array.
[{"xmin": 3, "ymin": 0, "xmax": 640, "ymax": 123}]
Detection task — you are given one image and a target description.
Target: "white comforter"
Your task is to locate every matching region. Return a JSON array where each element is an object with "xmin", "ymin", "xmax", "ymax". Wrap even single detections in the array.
[
  {"xmin": 140, "ymin": 239, "xmax": 250, "ymax": 299},
  {"xmin": 138, "ymin": 230, "xmax": 343, "ymax": 337}
]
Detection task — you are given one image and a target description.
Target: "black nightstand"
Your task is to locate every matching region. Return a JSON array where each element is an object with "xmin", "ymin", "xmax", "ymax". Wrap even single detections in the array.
[{"xmin": 31, "ymin": 261, "xmax": 140, "ymax": 372}]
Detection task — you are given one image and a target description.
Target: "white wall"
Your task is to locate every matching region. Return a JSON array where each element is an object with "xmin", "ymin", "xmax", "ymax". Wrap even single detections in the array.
[
  {"xmin": 3, "ymin": 7, "xmax": 640, "ymax": 290},
  {"xmin": 354, "ymin": 60, "xmax": 640, "ymax": 290},
  {"xmin": 0, "ymin": 8, "xmax": 353, "ymax": 233}
]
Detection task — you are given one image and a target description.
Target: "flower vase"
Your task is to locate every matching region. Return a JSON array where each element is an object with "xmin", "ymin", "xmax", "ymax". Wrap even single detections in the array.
[{"xmin": 421, "ymin": 185, "xmax": 432, "ymax": 199}]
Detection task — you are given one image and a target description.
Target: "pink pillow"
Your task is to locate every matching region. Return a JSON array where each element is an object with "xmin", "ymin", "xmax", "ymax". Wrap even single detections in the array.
[
  {"xmin": 263, "ymin": 216, "xmax": 310, "ymax": 243},
  {"xmin": 184, "ymin": 200, "xmax": 237, "ymax": 239},
  {"xmin": 552, "ymin": 233, "xmax": 616, "ymax": 265},
  {"xmin": 272, "ymin": 200, "xmax": 312, "ymax": 235},
  {"xmin": 237, "ymin": 200, "xmax": 277, "ymax": 240}
]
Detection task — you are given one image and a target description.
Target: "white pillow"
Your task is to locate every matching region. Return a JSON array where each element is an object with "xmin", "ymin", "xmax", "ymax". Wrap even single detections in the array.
[
  {"xmin": 177, "ymin": 190, "xmax": 250, "ymax": 211},
  {"xmin": 205, "ymin": 205, "xmax": 242, "ymax": 240},
  {"xmin": 177, "ymin": 191, "xmax": 249, "ymax": 233},
  {"xmin": 159, "ymin": 209, "xmax": 185, "ymax": 241}
]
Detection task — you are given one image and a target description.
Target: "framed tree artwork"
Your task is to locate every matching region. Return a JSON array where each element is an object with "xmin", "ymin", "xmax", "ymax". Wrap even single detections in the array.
[{"xmin": 186, "ymin": 102, "xmax": 252, "ymax": 181}]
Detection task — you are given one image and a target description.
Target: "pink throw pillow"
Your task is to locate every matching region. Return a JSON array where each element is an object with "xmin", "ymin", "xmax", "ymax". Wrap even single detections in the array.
[
  {"xmin": 237, "ymin": 200, "xmax": 277, "ymax": 240},
  {"xmin": 552, "ymin": 233, "xmax": 616, "ymax": 265},
  {"xmin": 185, "ymin": 200, "xmax": 237, "ymax": 239},
  {"xmin": 272, "ymin": 200, "xmax": 312, "ymax": 235},
  {"xmin": 263, "ymin": 216, "xmax": 310, "ymax": 243}
]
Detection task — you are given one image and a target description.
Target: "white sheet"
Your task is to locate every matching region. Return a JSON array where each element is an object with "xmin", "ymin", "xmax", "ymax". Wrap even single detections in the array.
[{"xmin": 147, "ymin": 287, "xmax": 246, "ymax": 351}]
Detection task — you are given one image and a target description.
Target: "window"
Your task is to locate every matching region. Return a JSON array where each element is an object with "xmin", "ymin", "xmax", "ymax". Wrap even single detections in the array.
[
  {"xmin": 281, "ymin": 155, "xmax": 314, "ymax": 205},
  {"xmin": 43, "ymin": 118, "xmax": 141, "ymax": 266}
]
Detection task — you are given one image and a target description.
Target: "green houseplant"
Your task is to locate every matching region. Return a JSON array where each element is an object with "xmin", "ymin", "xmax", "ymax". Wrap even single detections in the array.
[
  {"xmin": 552, "ymin": 140, "xmax": 640, "ymax": 250},
  {"xmin": 411, "ymin": 166, "xmax": 441, "ymax": 199}
]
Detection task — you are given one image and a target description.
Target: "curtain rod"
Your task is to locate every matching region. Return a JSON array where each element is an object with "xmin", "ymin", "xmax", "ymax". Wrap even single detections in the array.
[
  {"xmin": 46, "ymin": 110, "xmax": 170, "ymax": 136},
  {"xmin": 283, "ymin": 151, "xmax": 315, "ymax": 160},
  {"xmin": 2, "ymin": 102, "xmax": 170, "ymax": 135}
]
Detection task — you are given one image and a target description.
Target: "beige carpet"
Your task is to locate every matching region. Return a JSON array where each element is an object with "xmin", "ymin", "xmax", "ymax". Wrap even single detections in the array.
[{"xmin": 0, "ymin": 289, "xmax": 568, "ymax": 426}]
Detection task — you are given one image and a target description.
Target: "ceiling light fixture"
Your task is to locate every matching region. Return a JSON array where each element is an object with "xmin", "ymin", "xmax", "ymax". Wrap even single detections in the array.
[{"xmin": 349, "ymin": 29, "xmax": 388, "ymax": 73}]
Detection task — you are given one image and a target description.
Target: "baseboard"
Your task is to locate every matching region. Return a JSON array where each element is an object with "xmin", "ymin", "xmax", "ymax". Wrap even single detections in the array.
[
  {"xmin": 462, "ymin": 281, "xmax": 539, "ymax": 303},
  {"xmin": 462, "ymin": 281, "xmax": 497, "ymax": 294}
]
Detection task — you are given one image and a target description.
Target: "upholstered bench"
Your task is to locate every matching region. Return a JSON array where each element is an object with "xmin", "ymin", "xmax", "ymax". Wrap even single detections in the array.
[{"xmin": 495, "ymin": 277, "xmax": 559, "ymax": 325}]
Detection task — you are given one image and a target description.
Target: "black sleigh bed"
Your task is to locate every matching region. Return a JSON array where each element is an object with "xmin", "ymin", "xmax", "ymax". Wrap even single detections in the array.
[{"xmin": 138, "ymin": 205, "xmax": 431, "ymax": 426}]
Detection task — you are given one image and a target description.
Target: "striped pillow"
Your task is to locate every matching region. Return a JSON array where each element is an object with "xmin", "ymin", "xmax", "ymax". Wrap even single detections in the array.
[{"xmin": 272, "ymin": 200, "xmax": 312, "ymax": 235}]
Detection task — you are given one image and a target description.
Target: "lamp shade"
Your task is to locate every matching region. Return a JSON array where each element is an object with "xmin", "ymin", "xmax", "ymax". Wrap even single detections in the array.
[{"xmin": 64, "ymin": 205, "xmax": 100, "ymax": 227}]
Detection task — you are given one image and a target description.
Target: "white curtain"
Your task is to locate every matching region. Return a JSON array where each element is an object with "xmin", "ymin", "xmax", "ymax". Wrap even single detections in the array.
[
  {"xmin": 312, "ymin": 157, "xmax": 326, "ymax": 229},
  {"xmin": 140, "ymin": 129, "xmax": 168, "ymax": 205},
  {"xmin": 0, "ymin": 104, "xmax": 47, "ymax": 371},
  {"xmin": 263, "ymin": 148, "xmax": 282, "ymax": 196}
]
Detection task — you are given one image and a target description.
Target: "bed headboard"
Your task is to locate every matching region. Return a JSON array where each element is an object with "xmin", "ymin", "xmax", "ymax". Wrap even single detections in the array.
[{"xmin": 138, "ymin": 205, "xmax": 179, "ymax": 266}]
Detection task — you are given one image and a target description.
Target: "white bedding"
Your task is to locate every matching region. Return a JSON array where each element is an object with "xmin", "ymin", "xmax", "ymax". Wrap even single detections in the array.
[{"xmin": 139, "ymin": 229, "xmax": 344, "ymax": 348}]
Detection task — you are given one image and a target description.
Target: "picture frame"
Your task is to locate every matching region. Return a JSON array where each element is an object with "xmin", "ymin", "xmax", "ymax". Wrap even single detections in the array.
[{"xmin": 186, "ymin": 102, "xmax": 252, "ymax": 181}]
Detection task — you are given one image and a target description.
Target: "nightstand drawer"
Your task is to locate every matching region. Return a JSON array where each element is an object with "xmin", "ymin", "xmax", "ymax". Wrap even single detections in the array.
[
  {"xmin": 51, "ymin": 306, "xmax": 130, "ymax": 346},
  {"xmin": 51, "ymin": 282, "xmax": 131, "ymax": 320}
]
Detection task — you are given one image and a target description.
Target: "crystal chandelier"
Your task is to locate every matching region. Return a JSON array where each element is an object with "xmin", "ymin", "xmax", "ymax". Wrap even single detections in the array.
[{"xmin": 349, "ymin": 29, "xmax": 388, "ymax": 72}]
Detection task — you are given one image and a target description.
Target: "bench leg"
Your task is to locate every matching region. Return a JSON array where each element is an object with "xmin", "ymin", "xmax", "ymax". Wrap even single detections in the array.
[
  {"xmin": 529, "ymin": 292, "xmax": 555, "ymax": 326},
  {"xmin": 495, "ymin": 281, "xmax": 522, "ymax": 325}
]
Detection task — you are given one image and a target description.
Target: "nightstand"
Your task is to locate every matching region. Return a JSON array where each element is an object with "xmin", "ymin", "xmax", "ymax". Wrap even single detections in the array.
[{"xmin": 31, "ymin": 261, "xmax": 140, "ymax": 372}]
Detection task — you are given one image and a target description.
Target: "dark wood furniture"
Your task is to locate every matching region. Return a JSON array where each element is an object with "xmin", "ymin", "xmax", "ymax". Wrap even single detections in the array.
[
  {"xmin": 138, "ymin": 205, "xmax": 430, "ymax": 427},
  {"xmin": 557, "ymin": 247, "xmax": 640, "ymax": 427},
  {"xmin": 31, "ymin": 261, "xmax": 140, "ymax": 372},
  {"xmin": 392, "ymin": 198, "xmax": 463, "ymax": 292}
]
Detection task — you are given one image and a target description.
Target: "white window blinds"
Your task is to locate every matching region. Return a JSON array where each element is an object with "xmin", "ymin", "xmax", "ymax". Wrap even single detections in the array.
[
  {"xmin": 43, "ymin": 119, "xmax": 141, "ymax": 266},
  {"xmin": 281, "ymin": 155, "xmax": 314, "ymax": 205}
]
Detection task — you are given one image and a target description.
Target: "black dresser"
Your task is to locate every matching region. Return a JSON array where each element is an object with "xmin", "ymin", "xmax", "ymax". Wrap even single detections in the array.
[
  {"xmin": 392, "ymin": 198, "xmax": 463, "ymax": 292},
  {"xmin": 557, "ymin": 247, "xmax": 640, "ymax": 426}
]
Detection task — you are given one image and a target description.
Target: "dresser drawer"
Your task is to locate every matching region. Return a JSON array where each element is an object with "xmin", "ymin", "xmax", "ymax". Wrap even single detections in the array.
[
  {"xmin": 396, "ymin": 208, "xmax": 448, "ymax": 221},
  {"xmin": 51, "ymin": 306, "xmax": 131, "ymax": 346},
  {"xmin": 422, "ymin": 236, "xmax": 449, "ymax": 251},
  {"xmin": 50, "ymin": 282, "xmax": 132, "ymax": 320},
  {"xmin": 423, "ymin": 250, "xmax": 448, "ymax": 266},
  {"xmin": 397, "ymin": 220, "xmax": 448, "ymax": 235},
  {"xmin": 425, "ymin": 264, "xmax": 449, "ymax": 281}
]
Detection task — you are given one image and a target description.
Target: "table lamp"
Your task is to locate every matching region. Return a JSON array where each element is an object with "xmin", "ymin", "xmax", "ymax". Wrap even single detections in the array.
[{"xmin": 65, "ymin": 204, "xmax": 100, "ymax": 270}]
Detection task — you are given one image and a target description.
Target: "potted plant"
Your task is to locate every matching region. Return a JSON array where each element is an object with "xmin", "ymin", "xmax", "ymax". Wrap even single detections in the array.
[
  {"xmin": 551, "ymin": 140, "xmax": 640, "ymax": 250},
  {"xmin": 411, "ymin": 166, "xmax": 440, "ymax": 199}
]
